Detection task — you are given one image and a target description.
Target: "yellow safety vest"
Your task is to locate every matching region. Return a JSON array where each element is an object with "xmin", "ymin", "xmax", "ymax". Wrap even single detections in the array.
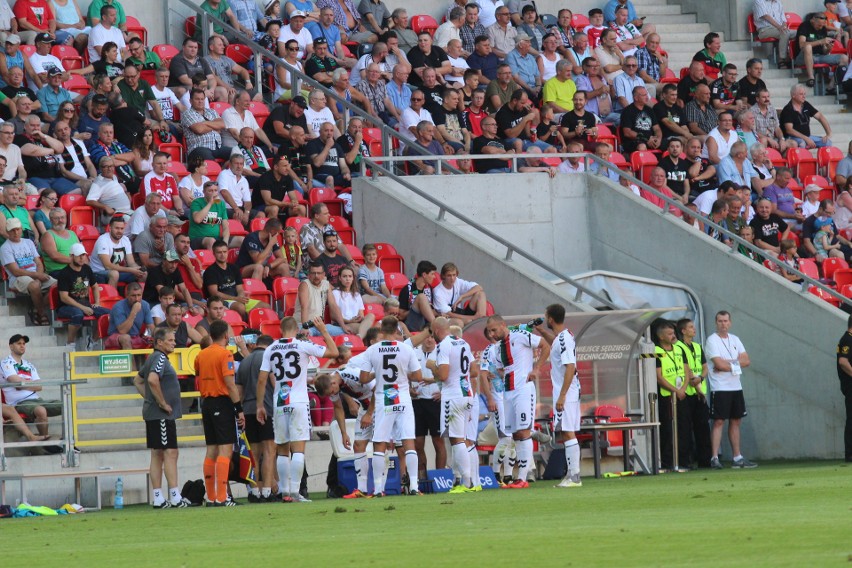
[
  {"xmin": 677, "ymin": 340, "xmax": 707, "ymax": 396},
  {"xmin": 655, "ymin": 345, "xmax": 685, "ymax": 397}
]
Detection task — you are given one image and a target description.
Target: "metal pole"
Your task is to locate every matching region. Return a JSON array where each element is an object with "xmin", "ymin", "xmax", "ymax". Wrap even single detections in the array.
[
  {"xmin": 671, "ymin": 394, "xmax": 679, "ymax": 472},
  {"xmin": 648, "ymin": 392, "xmax": 658, "ymax": 474}
]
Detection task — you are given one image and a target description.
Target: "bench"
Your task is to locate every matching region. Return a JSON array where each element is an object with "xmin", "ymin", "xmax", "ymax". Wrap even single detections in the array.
[
  {"xmin": 580, "ymin": 421, "xmax": 660, "ymax": 479},
  {"xmin": 0, "ymin": 467, "xmax": 151, "ymax": 510}
]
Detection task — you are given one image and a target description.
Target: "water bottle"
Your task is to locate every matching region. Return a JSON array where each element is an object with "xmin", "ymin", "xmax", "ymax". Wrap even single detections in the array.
[{"xmin": 114, "ymin": 477, "xmax": 124, "ymax": 509}]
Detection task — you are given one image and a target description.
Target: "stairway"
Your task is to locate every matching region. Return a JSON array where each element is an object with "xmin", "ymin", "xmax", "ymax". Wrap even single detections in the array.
[{"xmin": 635, "ymin": 0, "xmax": 850, "ymax": 152}]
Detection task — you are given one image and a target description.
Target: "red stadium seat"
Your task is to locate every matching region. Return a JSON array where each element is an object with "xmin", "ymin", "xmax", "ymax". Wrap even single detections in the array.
[
  {"xmin": 328, "ymin": 216, "xmax": 355, "ymax": 245},
  {"xmin": 344, "ymin": 244, "xmax": 364, "ymax": 263},
  {"xmin": 63, "ymin": 74, "xmax": 90, "ymax": 96},
  {"xmin": 630, "ymin": 151, "xmax": 658, "ymax": 184},
  {"xmin": 374, "ymin": 242, "xmax": 404, "ymax": 273},
  {"xmin": 286, "ymin": 216, "xmax": 310, "ymax": 234},
  {"xmin": 222, "ymin": 310, "xmax": 246, "ymax": 335},
  {"xmin": 334, "ymin": 335, "xmax": 364, "ymax": 350},
  {"xmin": 226, "ymin": 43, "xmax": 252, "ymax": 65},
  {"xmin": 94, "ymin": 284, "xmax": 121, "ymax": 309},
  {"xmin": 798, "ymin": 258, "xmax": 820, "ymax": 280},
  {"xmin": 766, "ymin": 147, "xmax": 786, "ymax": 168},
  {"xmin": 809, "ymin": 285, "xmax": 841, "ymax": 307},
  {"xmin": 570, "ymin": 13, "xmax": 590, "ymax": 31},
  {"xmin": 206, "ymin": 160, "xmax": 222, "ymax": 177},
  {"xmin": 159, "ymin": 142, "xmax": 184, "ymax": 163},
  {"xmin": 362, "ymin": 127, "xmax": 382, "ymax": 144},
  {"xmin": 273, "ymin": 276, "xmax": 300, "ymax": 315},
  {"xmin": 52, "ymin": 44, "xmax": 83, "ymax": 70},
  {"xmin": 26, "ymin": 195, "xmax": 38, "ymax": 210},
  {"xmin": 242, "ymin": 278, "xmax": 273, "ymax": 304},
  {"xmin": 97, "ymin": 314, "xmax": 110, "ymax": 345},
  {"xmin": 384, "ymin": 272, "xmax": 409, "ymax": 295},
  {"xmin": 228, "ymin": 219, "xmax": 248, "ymax": 237},
  {"xmin": 210, "ymin": 101, "xmax": 232, "ymax": 115},
  {"xmin": 411, "ymin": 14, "xmax": 438, "ymax": 36},
  {"xmin": 785, "ymin": 12, "xmax": 802, "ymax": 29},
  {"xmin": 184, "ymin": 16, "xmax": 197, "ymax": 39},
  {"xmin": 59, "ymin": 194, "xmax": 85, "ymax": 216},
  {"xmin": 659, "ymin": 67, "xmax": 679, "ymax": 84},
  {"xmin": 19, "ymin": 44, "xmax": 36, "ymax": 58},
  {"xmin": 787, "ymin": 148, "xmax": 818, "ymax": 181},
  {"xmin": 152, "ymin": 44, "xmax": 179, "ymax": 65},
  {"xmin": 125, "ymin": 16, "xmax": 148, "ymax": 45},
  {"xmin": 823, "ymin": 258, "xmax": 850, "ymax": 280},
  {"xmin": 747, "ymin": 13, "xmax": 779, "ymax": 63},
  {"xmin": 247, "ymin": 101, "xmax": 270, "ymax": 127},
  {"xmin": 309, "ymin": 187, "xmax": 344, "ymax": 217},
  {"xmin": 364, "ymin": 303, "xmax": 384, "ymax": 319},
  {"xmin": 832, "ymin": 268, "xmax": 852, "ymax": 289},
  {"xmin": 71, "ymin": 224, "xmax": 99, "ymax": 253},
  {"xmin": 248, "ymin": 307, "xmax": 279, "ymax": 329},
  {"xmin": 195, "ymin": 249, "xmax": 215, "ymax": 268},
  {"xmin": 818, "ymin": 146, "xmax": 843, "ymax": 182},
  {"xmin": 609, "ymin": 151, "xmax": 630, "ymax": 170}
]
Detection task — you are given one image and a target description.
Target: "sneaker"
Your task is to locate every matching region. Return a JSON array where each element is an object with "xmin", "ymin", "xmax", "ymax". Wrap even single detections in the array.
[
  {"xmin": 342, "ymin": 489, "xmax": 367, "ymax": 499},
  {"xmin": 152, "ymin": 500, "xmax": 172, "ymax": 509},
  {"xmin": 470, "ymin": 485, "xmax": 482, "ymax": 492},
  {"xmin": 281, "ymin": 495, "xmax": 294, "ymax": 503},
  {"xmin": 531, "ymin": 430, "xmax": 552, "ymax": 444},
  {"xmin": 408, "ymin": 489, "xmax": 422, "ymax": 496},
  {"xmin": 367, "ymin": 492, "xmax": 385, "ymax": 498},
  {"xmin": 291, "ymin": 493, "xmax": 312, "ymax": 503},
  {"xmin": 222, "ymin": 499, "xmax": 240, "ymax": 507},
  {"xmin": 710, "ymin": 456, "xmax": 723, "ymax": 470},
  {"xmin": 448, "ymin": 485, "xmax": 472, "ymax": 494},
  {"xmin": 205, "ymin": 501, "xmax": 221, "ymax": 507},
  {"xmin": 507, "ymin": 479, "xmax": 529, "ymax": 489},
  {"xmin": 170, "ymin": 498, "xmax": 191, "ymax": 508},
  {"xmin": 556, "ymin": 476, "xmax": 583, "ymax": 488},
  {"xmin": 247, "ymin": 493, "xmax": 263, "ymax": 504},
  {"xmin": 732, "ymin": 457, "xmax": 758, "ymax": 469}
]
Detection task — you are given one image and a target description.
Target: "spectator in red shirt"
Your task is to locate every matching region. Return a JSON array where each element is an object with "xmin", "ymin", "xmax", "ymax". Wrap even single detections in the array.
[
  {"xmin": 143, "ymin": 151, "xmax": 184, "ymax": 216},
  {"xmin": 14, "ymin": 0, "xmax": 56, "ymax": 45},
  {"xmin": 641, "ymin": 166, "xmax": 682, "ymax": 217}
]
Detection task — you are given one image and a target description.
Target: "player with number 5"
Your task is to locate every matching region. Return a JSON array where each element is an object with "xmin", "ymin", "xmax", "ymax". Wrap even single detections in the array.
[{"xmin": 256, "ymin": 316, "xmax": 338, "ymax": 503}]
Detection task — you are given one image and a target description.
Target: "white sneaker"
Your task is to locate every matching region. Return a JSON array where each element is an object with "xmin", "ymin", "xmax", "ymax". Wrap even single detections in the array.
[
  {"xmin": 291, "ymin": 493, "xmax": 312, "ymax": 503},
  {"xmin": 556, "ymin": 475, "xmax": 583, "ymax": 488}
]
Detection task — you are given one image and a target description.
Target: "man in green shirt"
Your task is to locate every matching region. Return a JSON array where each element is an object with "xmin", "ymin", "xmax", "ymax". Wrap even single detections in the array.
[
  {"xmin": 126, "ymin": 37, "xmax": 162, "ymax": 71},
  {"xmin": 117, "ymin": 63, "xmax": 164, "ymax": 130},
  {"xmin": 87, "ymin": 0, "xmax": 127, "ymax": 32},
  {"xmin": 198, "ymin": 0, "xmax": 242, "ymax": 44},
  {"xmin": 189, "ymin": 180, "xmax": 231, "ymax": 250}
]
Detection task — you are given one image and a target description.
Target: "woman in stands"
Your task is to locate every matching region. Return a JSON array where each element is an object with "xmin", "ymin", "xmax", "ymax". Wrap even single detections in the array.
[
  {"xmin": 275, "ymin": 39, "xmax": 310, "ymax": 102},
  {"xmin": 178, "ymin": 154, "xmax": 210, "ymax": 207},
  {"xmin": 132, "ymin": 127, "xmax": 156, "ymax": 178},
  {"xmin": 333, "ymin": 266, "xmax": 375, "ymax": 339},
  {"xmin": 32, "ymin": 189, "xmax": 58, "ymax": 235},
  {"xmin": 72, "ymin": 41, "xmax": 124, "ymax": 79},
  {"xmin": 48, "ymin": 102, "xmax": 80, "ymax": 137},
  {"xmin": 50, "ymin": 0, "xmax": 91, "ymax": 53}
]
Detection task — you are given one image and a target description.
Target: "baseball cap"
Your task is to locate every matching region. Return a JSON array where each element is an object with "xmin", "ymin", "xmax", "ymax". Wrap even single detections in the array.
[
  {"xmin": 313, "ymin": 37, "xmax": 327, "ymax": 45},
  {"xmin": 5, "ymin": 217, "xmax": 22, "ymax": 231},
  {"xmin": 166, "ymin": 214, "xmax": 186, "ymax": 226},
  {"xmin": 804, "ymin": 184, "xmax": 822, "ymax": 195},
  {"xmin": 35, "ymin": 32, "xmax": 54, "ymax": 44},
  {"xmin": 164, "ymin": 249, "xmax": 180, "ymax": 262},
  {"xmin": 825, "ymin": 0, "xmax": 840, "ymax": 5},
  {"xmin": 48, "ymin": 67, "xmax": 62, "ymax": 77},
  {"xmin": 292, "ymin": 95, "xmax": 308, "ymax": 109},
  {"xmin": 92, "ymin": 94, "xmax": 109, "ymax": 106},
  {"xmin": 5, "ymin": 34, "xmax": 20, "ymax": 45},
  {"xmin": 9, "ymin": 334, "xmax": 29, "ymax": 344},
  {"xmin": 289, "ymin": 10, "xmax": 306, "ymax": 18},
  {"xmin": 69, "ymin": 243, "xmax": 87, "ymax": 256},
  {"xmin": 323, "ymin": 227, "xmax": 338, "ymax": 237}
]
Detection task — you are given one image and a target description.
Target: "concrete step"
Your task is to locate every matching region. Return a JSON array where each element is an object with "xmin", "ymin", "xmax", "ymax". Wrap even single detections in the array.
[
  {"xmin": 653, "ymin": 23, "xmax": 709, "ymax": 34},
  {"xmin": 642, "ymin": 4, "xmax": 688, "ymax": 15},
  {"xmin": 645, "ymin": 13, "xmax": 696, "ymax": 23}
]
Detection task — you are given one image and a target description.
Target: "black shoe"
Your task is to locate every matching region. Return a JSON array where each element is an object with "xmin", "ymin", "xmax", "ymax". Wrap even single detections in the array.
[
  {"xmin": 205, "ymin": 501, "xmax": 220, "ymax": 507},
  {"xmin": 326, "ymin": 488, "xmax": 338, "ymax": 499},
  {"xmin": 222, "ymin": 499, "xmax": 240, "ymax": 507},
  {"xmin": 247, "ymin": 493, "xmax": 263, "ymax": 503}
]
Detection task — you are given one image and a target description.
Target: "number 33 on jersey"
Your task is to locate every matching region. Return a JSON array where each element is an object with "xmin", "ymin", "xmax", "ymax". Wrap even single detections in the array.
[{"xmin": 260, "ymin": 337, "xmax": 327, "ymax": 407}]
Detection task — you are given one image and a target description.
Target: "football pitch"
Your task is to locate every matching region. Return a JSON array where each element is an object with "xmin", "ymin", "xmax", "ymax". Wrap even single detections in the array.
[{"xmin": 3, "ymin": 461, "xmax": 850, "ymax": 566}]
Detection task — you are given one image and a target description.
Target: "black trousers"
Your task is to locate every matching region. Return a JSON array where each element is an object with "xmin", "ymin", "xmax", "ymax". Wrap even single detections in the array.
[
  {"xmin": 841, "ymin": 379, "xmax": 852, "ymax": 460},
  {"xmin": 659, "ymin": 393, "xmax": 692, "ymax": 470},
  {"xmin": 687, "ymin": 394, "xmax": 712, "ymax": 468}
]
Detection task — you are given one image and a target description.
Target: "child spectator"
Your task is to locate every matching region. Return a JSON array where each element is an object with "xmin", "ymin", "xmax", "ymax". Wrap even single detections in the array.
[
  {"xmin": 332, "ymin": 266, "xmax": 376, "ymax": 338},
  {"xmin": 737, "ymin": 226, "xmax": 762, "ymax": 263},
  {"xmin": 536, "ymin": 103, "xmax": 567, "ymax": 152},
  {"xmin": 358, "ymin": 243, "xmax": 390, "ymax": 304},
  {"xmin": 813, "ymin": 218, "xmax": 841, "ymax": 261},
  {"xmin": 151, "ymin": 285, "xmax": 175, "ymax": 326},
  {"xmin": 282, "ymin": 225, "xmax": 303, "ymax": 278},
  {"xmin": 777, "ymin": 239, "xmax": 803, "ymax": 282}
]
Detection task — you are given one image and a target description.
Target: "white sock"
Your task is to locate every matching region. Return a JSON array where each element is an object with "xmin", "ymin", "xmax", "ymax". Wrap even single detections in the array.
[
  {"xmin": 261, "ymin": 487, "xmax": 271, "ymax": 497},
  {"xmin": 452, "ymin": 442, "xmax": 468, "ymax": 485},
  {"xmin": 168, "ymin": 487, "xmax": 180, "ymax": 503},
  {"xmin": 405, "ymin": 450, "xmax": 419, "ymax": 492},
  {"xmin": 734, "ymin": 454, "xmax": 743, "ymax": 461},
  {"xmin": 277, "ymin": 455, "xmax": 290, "ymax": 495},
  {"xmin": 565, "ymin": 438, "xmax": 580, "ymax": 477},
  {"xmin": 467, "ymin": 445, "xmax": 479, "ymax": 486},
  {"xmin": 372, "ymin": 452, "xmax": 386, "ymax": 494},
  {"xmin": 354, "ymin": 453, "xmax": 368, "ymax": 493},
  {"xmin": 249, "ymin": 486, "xmax": 260, "ymax": 497},
  {"xmin": 152, "ymin": 488, "xmax": 164, "ymax": 504},
  {"xmin": 289, "ymin": 452, "xmax": 305, "ymax": 496},
  {"xmin": 516, "ymin": 438, "xmax": 533, "ymax": 481}
]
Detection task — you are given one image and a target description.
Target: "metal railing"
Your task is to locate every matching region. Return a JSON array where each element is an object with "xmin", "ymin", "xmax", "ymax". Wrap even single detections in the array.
[
  {"xmin": 362, "ymin": 151, "xmax": 852, "ymax": 309},
  {"xmin": 163, "ymin": 0, "xmax": 459, "ymax": 173},
  {"xmin": 1, "ymin": 378, "xmax": 81, "ymax": 471}
]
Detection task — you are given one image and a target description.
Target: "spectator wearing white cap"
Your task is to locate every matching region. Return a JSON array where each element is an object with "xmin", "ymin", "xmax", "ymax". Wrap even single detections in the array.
[
  {"xmin": 278, "ymin": 10, "xmax": 314, "ymax": 60},
  {"xmin": 56, "ymin": 242, "xmax": 109, "ymax": 348},
  {"xmin": 0, "ymin": 216, "xmax": 56, "ymax": 325}
]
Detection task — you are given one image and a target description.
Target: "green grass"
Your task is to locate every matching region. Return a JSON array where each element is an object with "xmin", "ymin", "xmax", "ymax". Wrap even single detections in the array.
[{"xmin": 4, "ymin": 462, "xmax": 852, "ymax": 567}]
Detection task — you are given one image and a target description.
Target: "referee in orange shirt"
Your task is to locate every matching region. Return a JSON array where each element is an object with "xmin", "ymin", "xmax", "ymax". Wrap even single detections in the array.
[{"xmin": 195, "ymin": 319, "xmax": 246, "ymax": 506}]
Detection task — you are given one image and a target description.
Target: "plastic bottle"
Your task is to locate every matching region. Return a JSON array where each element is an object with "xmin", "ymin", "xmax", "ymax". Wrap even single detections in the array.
[{"xmin": 114, "ymin": 477, "xmax": 124, "ymax": 509}]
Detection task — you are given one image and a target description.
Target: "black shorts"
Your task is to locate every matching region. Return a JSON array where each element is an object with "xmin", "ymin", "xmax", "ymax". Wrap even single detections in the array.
[
  {"xmin": 453, "ymin": 304, "xmax": 476, "ymax": 316},
  {"xmin": 201, "ymin": 396, "xmax": 237, "ymax": 445},
  {"xmin": 243, "ymin": 412, "xmax": 274, "ymax": 444},
  {"xmin": 413, "ymin": 398, "xmax": 441, "ymax": 437},
  {"xmin": 145, "ymin": 419, "xmax": 178, "ymax": 450},
  {"xmin": 710, "ymin": 390, "xmax": 747, "ymax": 420}
]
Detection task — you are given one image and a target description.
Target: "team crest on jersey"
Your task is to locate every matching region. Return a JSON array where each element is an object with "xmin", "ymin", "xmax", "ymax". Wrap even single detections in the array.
[
  {"xmin": 460, "ymin": 377, "xmax": 472, "ymax": 397},
  {"xmin": 384, "ymin": 384, "xmax": 400, "ymax": 406},
  {"xmin": 278, "ymin": 382, "xmax": 292, "ymax": 406}
]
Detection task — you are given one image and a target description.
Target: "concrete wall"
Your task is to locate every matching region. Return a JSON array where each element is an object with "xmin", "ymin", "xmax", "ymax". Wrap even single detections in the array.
[
  {"xmin": 586, "ymin": 175, "xmax": 847, "ymax": 460},
  {"xmin": 352, "ymin": 174, "xmax": 595, "ymax": 314}
]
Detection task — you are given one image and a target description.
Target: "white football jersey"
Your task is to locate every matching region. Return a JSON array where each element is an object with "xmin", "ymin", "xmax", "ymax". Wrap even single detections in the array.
[
  {"xmin": 334, "ymin": 365, "xmax": 375, "ymax": 402},
  {"xmin": 260, "ymin": 337, "xmax": 326, "ymax": 406},
  {"xmin": 413, "ymin": 342, "xmax": 439, "ymax": 399},
  {"xmin": 436, "ymin": 335, "xmax": 474, "ymax": 400},
  {"xmin": 489, "ymin": 329, "xmax": 542, "ymax": 391},
  {"xmin": 480, "ymin": 343, "xmax": 504, "ymax": 395},
  {"xmin": 550, "ymin": 328, "xmax": 579, "ymax": 397},
  {"xmin": 360, "ymin": 340, "xmax": 421, "ymax": 407}
]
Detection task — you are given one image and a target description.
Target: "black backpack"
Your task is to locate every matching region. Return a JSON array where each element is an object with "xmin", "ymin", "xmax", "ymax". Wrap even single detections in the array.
[{"xmin": 181, "ymin": 479, "xmax": 206, "ymax": 505}]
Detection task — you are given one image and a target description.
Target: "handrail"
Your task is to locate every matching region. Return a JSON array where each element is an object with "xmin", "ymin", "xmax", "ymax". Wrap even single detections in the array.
[
  {"xmin": 165, "ymin": 0, "xmax": 459, "ymax": 171},
  {"xmin": 364, "ymin": 150, "xmax": 850, "ymax": 308},
  {"xmin": 360, "ymin": 156, "xmax": 618, "ymax": 309}
]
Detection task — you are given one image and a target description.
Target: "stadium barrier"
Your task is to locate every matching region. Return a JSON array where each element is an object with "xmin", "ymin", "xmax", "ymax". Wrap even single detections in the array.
[{"xmin": 362, "ymin": 152, "xmax": 852, "ymax": 309}]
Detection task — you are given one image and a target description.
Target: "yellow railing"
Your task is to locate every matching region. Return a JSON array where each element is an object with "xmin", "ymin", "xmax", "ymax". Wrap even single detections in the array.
[{"xmin": 68, "ymin": 346, "xmax": 234, "ymax": 448}]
